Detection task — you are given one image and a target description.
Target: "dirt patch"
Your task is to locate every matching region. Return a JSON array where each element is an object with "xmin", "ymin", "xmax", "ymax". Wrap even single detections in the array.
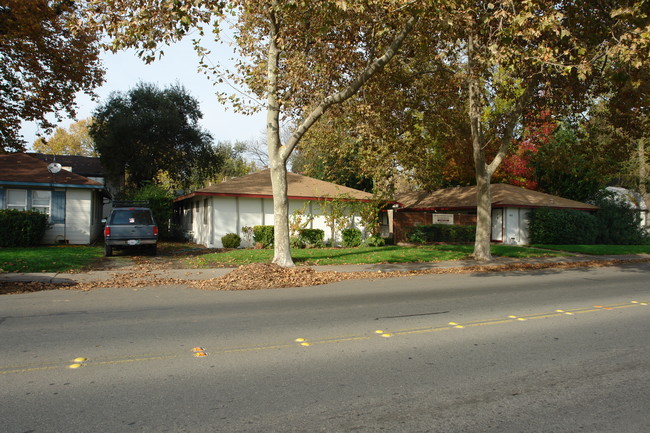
[
  {"xmin": 89, "ymin": 242, "xmax": 227, "ymax": 271},
  {"xmin": 1, "ymin": 258, "xmax": 648, "ymax": 295}
]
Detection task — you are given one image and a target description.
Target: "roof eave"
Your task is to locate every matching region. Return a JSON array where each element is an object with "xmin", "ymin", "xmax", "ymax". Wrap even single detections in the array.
[
  {"xmin": 1, "ymin": 181, "xmax": 105, "ymax": 189},
  {"xmin": 397, "ymin": 204, "xmax": 599, "ymax": 212},
  {"xmin": 175, "ymin": 191, "xmax": 376, "ymax": 203}
]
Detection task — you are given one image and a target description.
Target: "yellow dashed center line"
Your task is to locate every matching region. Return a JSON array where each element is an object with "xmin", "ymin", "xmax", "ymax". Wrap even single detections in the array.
[{"xmin": 2, "ymin": 300, "xmax": 647, "ymax": 375}]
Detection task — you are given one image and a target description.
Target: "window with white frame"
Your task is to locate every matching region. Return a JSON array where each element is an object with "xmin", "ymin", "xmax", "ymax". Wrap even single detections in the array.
[
  {"xmin": 31, "ymin": 190, "xmax": 51, "ymax": 215},
  {"xmin": 7, "ymin": 189, "xmax": 27, "ymax": 210}
]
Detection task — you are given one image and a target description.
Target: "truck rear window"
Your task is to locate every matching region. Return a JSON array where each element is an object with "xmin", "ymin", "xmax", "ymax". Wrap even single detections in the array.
[{"xmin": 110, "ymin": 210, "xmax": 154, "ymax": 225}]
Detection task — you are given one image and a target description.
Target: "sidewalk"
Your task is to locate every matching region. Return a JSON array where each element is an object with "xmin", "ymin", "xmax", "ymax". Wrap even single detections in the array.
[{"xmin": 1, "ymin": 254, "xmax": 648, "ymax": 285}]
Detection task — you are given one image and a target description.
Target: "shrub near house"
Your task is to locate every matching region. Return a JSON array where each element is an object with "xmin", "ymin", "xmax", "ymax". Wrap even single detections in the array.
[
  {"xmin": 253, "ymin": 225, "xmax": 274, "ymax": 248},
  {"xmin": 221, "ymin": 233, "xmax": 241, "ymax": 248},
  {"xmin": 0, "ymin": 210, "xmax": 49, "ymax": 247},
  {"xmin": 342, "ymin": 228, "xmax": 363, "ymax": 247},
  {"xmin": 408, "ymin": 224, "xmax": 476, "ymax": 244},
  {"xmin": 529, "ymin": 200, "xmax": 649, "ymax": 245},
  {"xmin": 592, "ymin": 192, "xmax": 649, "ymax": 245},
  {"xmin": 298, "ymin": 229, "xmax": 325, "ymax": 248},
  {"xmin": 529, "ymin": 208, "xmax": 598, "ymax": 244}
]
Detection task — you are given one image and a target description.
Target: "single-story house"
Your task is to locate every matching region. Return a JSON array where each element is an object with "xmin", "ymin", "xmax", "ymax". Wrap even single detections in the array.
[
  {"xmin": 393, "ymin": 184, "xmax": 599, "ymax": 245},
  {"xmin": 174, "ymin": 169, "xmax": 374, "ymax": 248},
  {"xmin": 0, "ymin": 153, "xmax": 107, "ymax": 244},
  {"xmin": 29, "ymin": 153, "xmax": 117, "ymax": 218}
]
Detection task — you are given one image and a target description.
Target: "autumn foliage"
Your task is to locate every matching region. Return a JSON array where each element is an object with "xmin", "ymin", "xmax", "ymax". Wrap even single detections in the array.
[{"xmin": 495, "ymin": 110, "xmax": 557, "ymax": 190}]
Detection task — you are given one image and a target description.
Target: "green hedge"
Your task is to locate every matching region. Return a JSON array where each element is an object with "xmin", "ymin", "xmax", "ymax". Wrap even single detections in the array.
[
  {"xmin": 221, "ymin": 233, "xmax": 241, "ymax": 248},
  {"xmin": 593, "ymin": 193, "xmax": 649, "ymax": 245},
  {"xmin": 253, "ymin": 225, "xmax": 274, "ymax": 248},
  {"xmin": 298, "ymin": 228, "xmax": 324, "ymax": 247},
  {"xmin": 408, "ymin": 224, "xmax": 476, "ymax": 244},
  {"xmin": 0, "ymin": 210, "xmax": 49, "ymax": 247},
  {"xmin": 529, "ymin": 208, "xmax": 598, "ymax": 244},
  {"xmin": 342, "ymin": 227, "xmax": 363, "ymax": 247}
]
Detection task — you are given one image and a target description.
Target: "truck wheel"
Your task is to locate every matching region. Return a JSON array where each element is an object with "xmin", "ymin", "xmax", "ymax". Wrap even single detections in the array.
[{"xmin": 105, "ymin": 244, "xmax": 113, "ymax": 257}]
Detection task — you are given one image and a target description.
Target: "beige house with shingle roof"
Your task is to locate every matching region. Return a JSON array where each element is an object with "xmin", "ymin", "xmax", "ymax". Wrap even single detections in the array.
[
  {"xmin": 394, "ymin": 184, "xmax": 599, "ymax": 245},
  {"xmin": 174, "ymin": 169, "xmax": 374, "ymax": 248}
]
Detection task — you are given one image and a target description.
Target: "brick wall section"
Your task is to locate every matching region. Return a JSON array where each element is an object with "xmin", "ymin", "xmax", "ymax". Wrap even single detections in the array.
[
  {"xmin": 393, "ymin": 211, "xmax": 478, "ymax": 243},
  {"xmin": 455, "ymin": 214, "xmax": 477, "ymax": 225},
  {"xmin": 394, "ymin": 211, "xmax": 431, "ymax": 243}
]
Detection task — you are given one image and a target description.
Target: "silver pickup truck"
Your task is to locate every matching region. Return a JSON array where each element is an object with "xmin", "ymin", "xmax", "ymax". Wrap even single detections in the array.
[{"xmin": 103, "ymin": 206, "xmax": 158, "ymax": 256}]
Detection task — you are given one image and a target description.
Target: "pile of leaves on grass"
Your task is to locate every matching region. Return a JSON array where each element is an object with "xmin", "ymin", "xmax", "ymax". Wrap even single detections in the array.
[
  {"xmin": 189, "ymin": 259, "xmax": 650, "ymax": 291},
  {"xmin": 1, "ymin": 258, "xmax": 649, "ymax": 295}
]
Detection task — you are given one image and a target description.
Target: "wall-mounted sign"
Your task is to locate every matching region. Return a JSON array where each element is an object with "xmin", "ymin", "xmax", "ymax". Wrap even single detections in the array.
[{"xmin": 432, "ymin": 214, "xmax": 454, "ymax": 225}]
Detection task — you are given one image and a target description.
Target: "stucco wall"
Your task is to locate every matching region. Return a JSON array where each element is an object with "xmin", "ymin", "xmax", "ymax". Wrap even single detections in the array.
[
  {"xmin": 182, "ymin": 196, "xmax": 367, "ymax": 248},
  {"xmin": 43, "ymin": 188, "xmax": 98, "ymax": 245}
]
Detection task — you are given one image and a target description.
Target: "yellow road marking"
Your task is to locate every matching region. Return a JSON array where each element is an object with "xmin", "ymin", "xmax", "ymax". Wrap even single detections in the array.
[
  {"xmin": 2, "ymin": 299, "xmax": 648, "ymax": 375},
  {"xmin": 1, "ymin": 365, "xmax": 62, "ymax": 375}
]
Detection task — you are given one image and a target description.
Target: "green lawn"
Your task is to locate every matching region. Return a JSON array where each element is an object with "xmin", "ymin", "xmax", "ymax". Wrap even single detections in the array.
[
  {"xmin": 185, "ymin": 244, "xmax": 569, "ymax": 268},
  {"xmin": 1, "ymin": 243, "xmax": 647, "ymax": 273},
  {"xmin": 530, "ymin": 244, "xmax": 650, "ymax": 255},
  {"xmin": 0, "ymin": 246, "xmax": 104, "ymax": 273}
]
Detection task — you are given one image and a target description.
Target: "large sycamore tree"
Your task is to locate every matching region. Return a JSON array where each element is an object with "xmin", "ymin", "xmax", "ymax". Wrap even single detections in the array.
[
  {"xmin": 85, "ymin": 0, "xmax": 423, "ymax": 266},
  {"xmin": 369, "ymin": 1, "xmax": 623, "ymax": 260},
  {"xmin": 289, "ymin": 1, "xmax": 614, "ymax": 260},
  {"xmin": 302, "ymin": 1, "xmax": 645, "ymax": 262},
  {"xmin": 434, "ymin": 1, "xmax": 611, "ymax": 260},
  {"xmin": 0, "ymin": 0, "xmax": 104, "ymax": 151}
]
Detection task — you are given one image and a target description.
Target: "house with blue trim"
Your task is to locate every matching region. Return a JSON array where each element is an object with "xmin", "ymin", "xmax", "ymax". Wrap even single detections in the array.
[{"xmin": 0, "ymin": 153, "xmax": 107, "ymax": 244}]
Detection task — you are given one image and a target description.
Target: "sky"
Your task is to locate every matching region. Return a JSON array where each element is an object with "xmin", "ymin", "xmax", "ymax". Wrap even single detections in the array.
[{"xmin": 21, "ymin": 38, "xmax": 267, "ymax": 150}]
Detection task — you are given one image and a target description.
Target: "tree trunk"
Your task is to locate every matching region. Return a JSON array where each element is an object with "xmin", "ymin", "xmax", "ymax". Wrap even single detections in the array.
[
  {"xmin": 474, "ymin": 168, "xmax": 493, "ymax": 261},
  {"xmin": 266, "ymin": 3, "xmax": 295, "ymax": 268},
  {"xmin": 467, "ymin": 34, "xmax": 493, "ymax": 261},
  {"xmin": 638, "ymin": 138, "xmax": 650, "ymax": 219},
  {"xmin": 263, "ymin": 8, "xmax": 417, "ymax": 267},
  {"xmin": 269, "ymin": 157, "xmax": 294, "ymax": 267},
  {"xmin": 466, "ymin": 32, "xmax": 534, "ymax": 261}
]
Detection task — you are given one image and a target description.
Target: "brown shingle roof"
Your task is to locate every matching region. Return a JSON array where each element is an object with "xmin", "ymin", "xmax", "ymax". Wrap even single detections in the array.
[
  {"xmin": 0, "ymin": 153, "xmax": 103, "ymax": 187},
  {"xmin": 398, "ymin": 184, "xmax": 598, "ymax": 211},
  {"xmin": 178, "ymin": 169, "xmax": 373, "ymax": 201},
  {"xmin": 28, "ymin": 153, "xmax": 105, "ymax": 177}
]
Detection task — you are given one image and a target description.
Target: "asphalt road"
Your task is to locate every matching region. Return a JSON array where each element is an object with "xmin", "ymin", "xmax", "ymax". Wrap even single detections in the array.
[{"xmin": 1, "ymin": 263, "xmax": 649, "ymax": 432}]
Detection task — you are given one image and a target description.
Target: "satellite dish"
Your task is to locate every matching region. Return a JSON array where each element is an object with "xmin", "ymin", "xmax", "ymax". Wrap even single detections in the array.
[{"xmin": 47, "ymin": 162, "xmax": 62, "ymax": 174}]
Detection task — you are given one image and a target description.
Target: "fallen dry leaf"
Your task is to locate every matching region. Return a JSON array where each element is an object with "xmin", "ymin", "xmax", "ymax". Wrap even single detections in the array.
[{"xmin": 1, "ymin": 258, "xmax": 648, "ymax": 295}]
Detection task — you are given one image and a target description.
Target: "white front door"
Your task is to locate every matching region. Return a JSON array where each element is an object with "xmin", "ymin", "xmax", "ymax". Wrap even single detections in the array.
[{"xmin": 491, "ymin": 208, "xmax": 503, "ymax": 241}]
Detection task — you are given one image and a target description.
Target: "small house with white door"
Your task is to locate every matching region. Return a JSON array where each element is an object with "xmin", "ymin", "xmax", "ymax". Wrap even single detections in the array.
[
  {"xmin": 393, "ymin": 184, "xmax": 599, "ymax": 245},
  {"xmin": 174, "ymin": 169, "xmax": 374, "ymax": 248},
  {"xmin": 0, "ymin": 153, "xmax": 107, "ymax": 244}
]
